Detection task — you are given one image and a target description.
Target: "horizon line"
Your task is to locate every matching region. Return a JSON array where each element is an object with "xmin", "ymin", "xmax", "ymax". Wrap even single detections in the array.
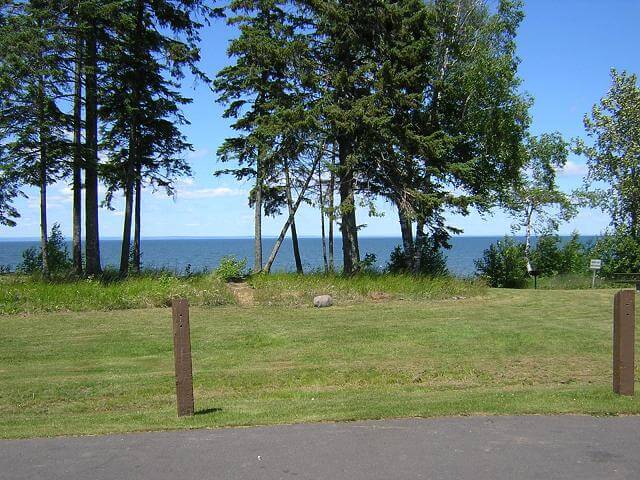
[{"xmin": 0, "ymin": 233, "xmax": 604, "ymax": 242}]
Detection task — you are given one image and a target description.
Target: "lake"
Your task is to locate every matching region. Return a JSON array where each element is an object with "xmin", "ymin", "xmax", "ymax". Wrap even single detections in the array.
[{"xmin": 0, "ymin": 236, "xmax": 597, "ymax": 276}]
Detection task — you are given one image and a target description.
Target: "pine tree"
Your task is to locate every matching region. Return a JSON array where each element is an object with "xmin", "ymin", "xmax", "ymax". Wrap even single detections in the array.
[
  {"xmin": 0, "ymin": 158, "xmax": 22, "ymax": 227},
  {"xmin": 371, "ymin": 0, "xmax": 530, "ymax": 271},
  {"xmin": 215, "ymin": 0, "xmax": 315, "ymax": 273},
  {"xmin": 100, "ymin": 0, "xmax": 211, "ymax": 275},
  {"xmin": 0, "ymin": 0, "xmax": 73, "ymax": 276}
]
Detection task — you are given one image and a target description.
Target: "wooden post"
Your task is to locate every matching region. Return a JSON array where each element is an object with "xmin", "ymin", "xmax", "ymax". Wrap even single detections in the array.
[
  {"xmin": 613, "ymin": 290, "xmax": 635, "ymax": 396},
  {"xmin": 172, "ymin": 298, "xmax": 194, "ymax": 416}
]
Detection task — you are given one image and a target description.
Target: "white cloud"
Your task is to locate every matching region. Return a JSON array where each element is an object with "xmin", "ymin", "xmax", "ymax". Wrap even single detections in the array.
[
  {"xmin": 178, "ymin": 187, "xmax": 246, "ymax": 199},
  {"xmin": 175, "ymin": 177, "xmax": 194, "ymax": 186},
  {"xmin": 558, "ymin": 160, "xmax": 588, "ymax": 177}
]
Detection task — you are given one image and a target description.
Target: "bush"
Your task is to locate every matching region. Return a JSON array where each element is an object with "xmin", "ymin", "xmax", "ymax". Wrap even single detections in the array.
[
  {"xmin": 215, "ymin": 256, "xmax": 248, "ymax": 282},
  {"xmin": 590, "ymin": 230, "xmax": 640, "ymax": 277},
  {"xmin": 19, "ymin": 223, "xmax": 72, "ymax": 275},
  {"xmin": 475, "ymin": 237, "xmax": 528, "ymax": 288},
  {"xmin": 530, "ymin": 232, "xmax": 590, "ymax": 277},
  {"xmin": 386, "ymin": 236, "xmax": 448, "ymax": 277},
  {"xmin": 557, "ymin": 232, "xmax": 591, "ymax": 274},
  {"xmin": 355, "ymin": 253, "xmax": 379, "ymax": 274},
  {"xmin": 530, "ymin": 235, "xmax": 562, "ymax": 276}
]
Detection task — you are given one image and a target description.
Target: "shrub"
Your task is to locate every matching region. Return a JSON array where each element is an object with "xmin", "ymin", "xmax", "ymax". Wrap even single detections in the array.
[
  {"xmin": 355, "ymin": 253, "xmax": 379, "ymax": 274},
  {"xmin": 589, "ymin": 229, "xmax": 640, "ymax": 277},
  {"xmin": 557, "ymin": 232, "xmax": 590, "ymax": 274},
  {"xmin": 530, "ymin": 234, "xmax": 562, "ymax": 276},
  {"xmin": 215, "ymin": 255, "xmax": 248, "ymax": 281},
  {"xmin": 386, "ymin": 236, "xmax": 449, "ymax": 277},
  {"xmin": 529, "ymin": 232, "xmax": 590, "ymax": 277},
  {"xmin": 475, "ymin": 236, "xmax": 528, "ymax": 288},
  {"xmin": 19, "ymin": 223, "xmax": 72, "ymax": 275}
]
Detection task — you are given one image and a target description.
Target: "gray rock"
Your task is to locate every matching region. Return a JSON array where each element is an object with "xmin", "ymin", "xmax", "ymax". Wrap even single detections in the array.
[{"xmin": 313, "ymin": 295, "xmax": 333, "ymax": 308}]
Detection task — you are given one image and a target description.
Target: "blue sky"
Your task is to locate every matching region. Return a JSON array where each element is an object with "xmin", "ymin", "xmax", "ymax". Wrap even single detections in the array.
[{"xmin": 2, "ymin": 0, "xmax": 639, "ymax": 239}]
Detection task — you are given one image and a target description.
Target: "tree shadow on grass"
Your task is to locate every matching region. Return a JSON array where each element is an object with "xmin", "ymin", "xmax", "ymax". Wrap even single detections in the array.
[{"xmin": 195, "ymin": 407, "xmax": 223, "ymax": 416}]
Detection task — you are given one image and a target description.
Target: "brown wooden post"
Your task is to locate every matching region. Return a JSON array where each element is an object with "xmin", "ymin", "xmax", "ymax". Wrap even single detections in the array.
[
  {"xmin": 172, "ymin": 298, "xmax": 194, "ymax": 416},
  {"xmin": 613, "ymin": 289, "xmax": 635, "ymax": 396}
]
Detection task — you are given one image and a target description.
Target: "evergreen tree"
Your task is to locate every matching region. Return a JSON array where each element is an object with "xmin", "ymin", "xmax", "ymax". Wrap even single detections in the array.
[
  {"xmin": 0, "ymin": 0, "xmax": 73, "ymax": 276},
  {"xmin": 0, "ymin": 158, "xmax": 22, "ymax": 227},
  {"xmin": 306, "ymin": 0, "xmax": 396, "ymax": 274},
  {"xmin": 378, "ymin": 0, "xmax": 530, "ymax": 271},
  {"xmin": 215, "ymin": 0, "xmax": 315, "ymax": 273},
  {"xmin": 100, "ymin": 0, "xmax": 212, "ymax": 275}
]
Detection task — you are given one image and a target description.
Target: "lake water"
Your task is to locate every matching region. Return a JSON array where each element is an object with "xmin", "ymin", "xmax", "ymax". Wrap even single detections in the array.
[{"xmin": 0, "ymin": 236, "xmax": 597, "ymax": 276}]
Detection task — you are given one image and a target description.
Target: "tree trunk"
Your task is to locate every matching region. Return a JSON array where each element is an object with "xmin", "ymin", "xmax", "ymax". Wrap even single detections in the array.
[
  {"xmin": 39, "ymin": 176, "xmax": 49, "ymax": 277},
  {"xmin": 264, "ymin": 150, "xmax": 324, "ymax": 273},
  {"xmin": 524, "ymin": 206, "xmax": 533, "ymax": 268},
  {"xmin": 84, "ymin": 22, "xmax": 101, "ymax": 275},
  {"xmin": 263, "ymin": 155, "xmax": 322, "ymax": 273},
  {"xmin": 39, "ymin": 149, "xmax": 49, "ymax": 278},
  {"xmin": 253, "ymin": 161, "xmax": 263, "ymax": 273},
  {"xmin": 630, "ymin": 167, "xmax": 638, "ymax": 239},
  {"xmin": 328, "ymin": 144, "xmax": 336, "ymax": 272},
  {"xmin": 72, "ymin": 31, "xmax": 83, "ymax": 275},
  {"xmin": 121, "ymin": 0, "xmax": 144, "ymax": 277},
  {"xmin": 396, "ymin": 200, "xmax": 414, "ymax": 268},
  {"xmin": 338, "ymin": 139, "xmax": 360, "ymax": 274},
  {"xmin": 133, "ymin": 163, "xmax": 142, "ymax": 273},
  {"xmin": 319, "ymin": 159, "xmax": 329, "ymax": 273},
  {"xmin": 37, "ymin": 74, "xmax": 49, "ymax": 277},
  {"xmin": 284, "ymin": 158, "xmax": 303, "ymax": 274},
  {"xmin": 413, "ymin": 219, "xmax": 425, "ymax": 273},
  {"xmin": 119, "ymin": 171, "xmax": 135, "ymax": 275}
]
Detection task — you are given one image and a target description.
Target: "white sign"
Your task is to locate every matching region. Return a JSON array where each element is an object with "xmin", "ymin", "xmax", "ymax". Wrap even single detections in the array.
[{"xmin": 590, "ymin": 259, "xmax": 602, "ymax": 270}]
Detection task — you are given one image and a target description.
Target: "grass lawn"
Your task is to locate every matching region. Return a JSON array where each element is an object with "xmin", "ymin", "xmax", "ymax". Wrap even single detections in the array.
[{"xmin": 1, "ymin": 288, "xmax": 639, "ymax": 439}]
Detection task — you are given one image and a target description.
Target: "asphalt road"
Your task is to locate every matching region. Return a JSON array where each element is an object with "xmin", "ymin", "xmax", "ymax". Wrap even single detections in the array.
[{"xmin": 2, "ymin": 416, "xmax": 640, "ymax": 480}]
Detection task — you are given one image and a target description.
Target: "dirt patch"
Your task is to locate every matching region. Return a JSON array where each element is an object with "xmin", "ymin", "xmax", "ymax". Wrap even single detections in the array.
[
  {"xmin": 369, "ymin": 291, "xmax": 393, "ymax": 302},
  {"xmin": 227, "ymin": 282, "xmax": 255, "ymax": 307}
]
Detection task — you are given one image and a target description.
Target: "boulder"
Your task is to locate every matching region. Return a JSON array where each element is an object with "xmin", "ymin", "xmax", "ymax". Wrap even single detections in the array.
[{"xmin": 313, "ymin": 295, "xmax": 333, "ymax": 308}]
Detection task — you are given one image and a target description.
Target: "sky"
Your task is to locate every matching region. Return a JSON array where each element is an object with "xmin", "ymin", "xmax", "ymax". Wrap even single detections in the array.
[{"xmin": 2, "ymin": 0, "xmax": 640, "ymax": 240}]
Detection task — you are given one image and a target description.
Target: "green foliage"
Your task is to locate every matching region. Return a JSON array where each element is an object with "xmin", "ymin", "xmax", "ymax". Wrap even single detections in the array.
[
  {"xmin": 387, "ymin": 246, "xmax": 410, "ymax": 274},
  {"xmin": 504, "ymin": 133, "xmax": 576, "ymax": 248},
  {"xmin": 530, "ymin": 234, "xmax": 590, "ymax": 277},
  {"xmin": 215, "ymin": 256, "xmax": 248, "ymax": 282},
  {"xmin": 475, "ymin": 237, "xmax": 528, "ymax": 288},
  {"xmin": 0, "ymin": 1, "xmax": 73, "ymax": 192},
  {"xmin": 557, "ymin": 232, "xmax": 591, "ymax": 275},
  {"xmin": 0, "ymin": 163, "xmax": 22, "ymax": 227},
  {"xmin": 577, "ymin": 69, "xmax": 640, "ymax": 237},
  {"xmin": 387, "ymin": 238, "xmax": 449, "ymax": 277},
  {"xmin": 355, "ymin": 253, "xmax": 379, "ymax": 274},
  {"xmin": 590, "ymin": 229, "xmax": 640, "ymax": 276},
  {"xmin": 18, "ymin": 223, "xmax": 71, "ymax": 275},
  {"xmin": 214, "ymin": 0, "xmax": 314, "ymax": 208},
  {"xmin": 478, "ymin": 233, "xmax": 592, "ymax": 288}
]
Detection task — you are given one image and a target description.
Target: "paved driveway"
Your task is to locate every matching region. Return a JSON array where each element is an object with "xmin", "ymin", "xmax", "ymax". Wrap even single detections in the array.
[{"xmin": 2, "ymin": 416, "xmax": 640, "ymax": 479}]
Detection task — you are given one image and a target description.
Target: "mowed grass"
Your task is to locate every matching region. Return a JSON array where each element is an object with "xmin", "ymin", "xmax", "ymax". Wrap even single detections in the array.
[{"xmin": 1, "ymin": 288, "xmax": 640, "ymax": 439}]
